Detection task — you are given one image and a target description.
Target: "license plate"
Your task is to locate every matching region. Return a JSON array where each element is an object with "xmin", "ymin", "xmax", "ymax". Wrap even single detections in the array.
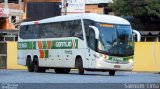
[{"xmin": 114, "ymin": 65, "xmax": 121, "ymax": 68}]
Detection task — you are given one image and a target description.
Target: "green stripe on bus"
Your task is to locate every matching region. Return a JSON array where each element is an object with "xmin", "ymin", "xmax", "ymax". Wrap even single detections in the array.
[
  {"xmin": 18, "ymin": 39, "xmax": 78, "ymax": 50},
  {"xmin": 45, "ymin": 50, "xmax": 49, "ymax": 58},
  {"xmin": 33, "ymin": 41, "xmax": 36, "ymax": 49},
  {"xmin": 42, "ymin": 41, "xmax": 47, "ymax": 49},
  {"xmin": 75, "ymin": 39, "xmax": 78, "ymax": 49}
]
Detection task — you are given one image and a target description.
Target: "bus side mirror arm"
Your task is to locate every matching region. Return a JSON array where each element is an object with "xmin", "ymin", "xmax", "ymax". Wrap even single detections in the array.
[
  {"xmin": 133, "ymin": 30, "xmax": 141, "ymax": 42},
  {"xmin": 89, "ymin": 25, "xmax": 99, "ymax": 39}
]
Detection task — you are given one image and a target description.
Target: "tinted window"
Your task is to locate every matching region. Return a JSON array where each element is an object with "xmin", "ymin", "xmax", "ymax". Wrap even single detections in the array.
[
  {"xmin": 68, "ymin": 20, "xmax": 83, "ymax": 39},
  {"xmin": 84, "ymin": 19, "xmax": 96, "ymax": 50},
  {"xmin": 19, "ymin": 20, "xmax": 83, "ymax": 39},
  {"xmin": 19, "ymin": 25, "xmax": 40, "ymax": 39},
  {"xmin": 40, "ymin": 22, "xmax": 62, "ymax": 38}
]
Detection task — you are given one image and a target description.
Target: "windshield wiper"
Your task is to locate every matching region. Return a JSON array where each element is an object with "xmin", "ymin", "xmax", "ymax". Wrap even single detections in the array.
[{"xmin": 97, "ymin": 49, "xmax": 108, "ymax": 55}]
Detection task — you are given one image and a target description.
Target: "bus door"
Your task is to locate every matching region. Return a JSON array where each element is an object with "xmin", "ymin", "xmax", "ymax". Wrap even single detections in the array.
[
  {"xmin": 85, "ymin": 28, "xmax": 96, "ymax": 68},
  {"xmin": 86, "ymin": 48, "xmax": 96, "ymax": 68}
]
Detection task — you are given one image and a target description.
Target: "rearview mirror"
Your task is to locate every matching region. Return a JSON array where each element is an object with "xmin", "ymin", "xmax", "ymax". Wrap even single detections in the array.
[
  {"xmin": 89, "ymin": 25, "xmax": 99, "ymax": 39},
  {"xmin": 133, "ymin": 30, "xmax": 141, "ymax": 42}
]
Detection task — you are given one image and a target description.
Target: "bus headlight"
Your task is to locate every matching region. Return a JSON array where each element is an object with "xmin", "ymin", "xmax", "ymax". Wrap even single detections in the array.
[{"xmin": 128, "ymin": 59, "xmax": 133, "ymax": 63}]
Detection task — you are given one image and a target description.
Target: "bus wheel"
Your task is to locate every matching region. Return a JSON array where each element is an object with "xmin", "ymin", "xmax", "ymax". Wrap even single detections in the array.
[
  {"xmin": 26, "ymin": 57, "xmax": 34, "ymax": 72},
  {"xmin": 76, "ymin": 57, "xmax": 84, "ymax": 75},
  {"xmin": 63, "ymin": 68, "xmax": 71, "ymax": 74},
  {"xmin": 109, "ymin": 70, "xmax": 115, "ymax": 76},
  {"xmin": 55, "ymin": 68, "xmax": 71, "ymax": 74},
  {"xmin": 55, "ymin": 68, "xmax": 60, "ymax": 73},
  {"xmin": 34, "ymin": 58, "xmax": 46, "ymax": 73}
]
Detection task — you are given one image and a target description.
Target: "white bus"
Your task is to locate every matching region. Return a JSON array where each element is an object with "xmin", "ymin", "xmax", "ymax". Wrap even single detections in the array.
[{"xmin": 18, "ymin": 13, "xmax": 134, "ymax": 76}]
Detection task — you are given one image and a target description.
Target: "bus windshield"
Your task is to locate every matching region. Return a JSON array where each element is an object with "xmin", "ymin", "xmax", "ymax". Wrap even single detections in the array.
[{"xmin": 97, "ymin": 23, "xmax": 134, "ymax": 57}]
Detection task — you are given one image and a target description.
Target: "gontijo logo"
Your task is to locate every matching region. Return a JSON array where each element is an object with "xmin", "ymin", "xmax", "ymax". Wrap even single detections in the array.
[
  {"xmin": 54, "ymin": 39, "xmax": 77, "ymax": 49},
  {"xmin": 56, "ymin": 41, "xmax": 72, "ymax": 48}
]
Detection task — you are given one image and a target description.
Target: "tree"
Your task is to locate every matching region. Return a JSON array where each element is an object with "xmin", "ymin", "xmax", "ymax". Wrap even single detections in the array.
[{"xmin": 109, "ymin": 0, "xmax": 160, "ymax": 31}]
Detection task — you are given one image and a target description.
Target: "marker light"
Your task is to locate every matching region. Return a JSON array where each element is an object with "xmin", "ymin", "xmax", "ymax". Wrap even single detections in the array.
[
  {"xmin": 100, "ymin": 24, "xmax": 113, "ymax": 28},
  {"xmin": 34, "ymin": 21, "xmax": 39, "ymax": 24}
]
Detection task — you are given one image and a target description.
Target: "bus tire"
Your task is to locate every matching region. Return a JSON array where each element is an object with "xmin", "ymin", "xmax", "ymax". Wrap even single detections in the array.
[
  {"xmin": 63, "ymin": 68, "xmax": 71, "ymax": 74},
  {"xmin": 55, "ymin": 68, "xmax": 60, "ymax": 73},
  {"xmin": 34, "ymin": 58, "xmax": 46, "ymax": 73},
  {"xmin": 26, "ymin": 57, "xmax": 34, "ymax": 72},
  {"xmin": 109, "ymin": 70, "xmax": 115, "ymax": 76},
  {"xmin": 75, "ymin": 57, "xmax": 84, "ymax": 75},
  {"xmin": 55, "ymin": 68, "xmax": 70, "ymax": 74}
]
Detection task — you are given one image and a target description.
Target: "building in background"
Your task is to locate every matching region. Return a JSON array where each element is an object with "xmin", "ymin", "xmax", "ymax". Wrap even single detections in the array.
[
  {"xmin": 85, "ymin": 0, "xmax": 113, "ymax": 14},
  {"xmin": 0, "ymin": 0, "xmax": 23, "ymax": 30},
  {"xmin": 23, "ymin": 0, "xmax": 112, "ymax": 21},
  {"xmin": 23, "ymin": 0, "xmax": 61, "ymax": 21},
  {"xmin": 0, "ymin": 0, "xmax": 20, "ymax": 41},
  {"xmin": 0, "ymin": 0, "xmax": 21, "ymax": 69},
  {"xmin": 66, "ymin": 0, "xmax": 85, "ymax": 14},
  {"xmin": 139, "ymin": 31, "xmax": 160, "ymax": 42}
]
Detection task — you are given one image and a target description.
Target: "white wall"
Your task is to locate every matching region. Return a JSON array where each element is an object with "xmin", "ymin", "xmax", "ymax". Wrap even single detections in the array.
[{"xmin": 86, "ymin": 0, "xmax": 113, "ymax": 4}]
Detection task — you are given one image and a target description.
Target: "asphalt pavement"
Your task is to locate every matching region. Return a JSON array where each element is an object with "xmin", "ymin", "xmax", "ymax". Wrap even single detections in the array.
[{"xmin": 0, "ymin": 69, "xmax": 160, "ymax": 89}]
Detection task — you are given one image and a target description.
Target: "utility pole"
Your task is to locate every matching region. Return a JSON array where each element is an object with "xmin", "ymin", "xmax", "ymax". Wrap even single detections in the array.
[
  {"xmin": 4, "ymin": 0, "xmax": 9, "ymax": 29},
  {"xmin": 4, "ymin": 0, "xmax": 8, "ymax": 9},
  {"xmin": 62, "ymin": 0, "xmax": 67, "ymax": 15},
  {"xmin": 19, "ymin": 0, "xmax": 22, "ymax": 22}
]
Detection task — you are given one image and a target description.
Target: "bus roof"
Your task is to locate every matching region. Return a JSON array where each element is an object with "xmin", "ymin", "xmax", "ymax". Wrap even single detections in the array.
[{"xmin": 21, "ymin": 13, "xmax": 130, "ymax": 25}]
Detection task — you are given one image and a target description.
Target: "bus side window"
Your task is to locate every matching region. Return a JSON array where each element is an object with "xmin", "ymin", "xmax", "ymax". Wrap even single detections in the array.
[
  {"xmin": 60, "ymin": 20, "xmax": 83, "ymax": 39},
  {"xmin": 88, "ymin": 28, "xmax": 96, "ymax": 50},
  {"xmin": 19, "ymin": 25, "xmax": 27, "ymax": 39},
  {"xmin": 72, "ymin": 20, "xmax": 83, "ymax": 40},
  {"xmin": 85, "ymin": 27, "xmax": 96, "ymax": 50},
  {"xmin": 62, "ymin": 21, "xmax": 70, "ymax": 37},
  {"xmin": 32, "ymin": 25, "xmax": 39, "ymax": 39},
  {"xmin": 27, "ymin": 25, "xmax": 33, "ymax": 39},
  {"xmin": 84, "ymin": 19, "xmax": 96, "ymax": 50},
  {"xmin": 73, "ymin": 24, "xmax": 83, "ymax": 40}
]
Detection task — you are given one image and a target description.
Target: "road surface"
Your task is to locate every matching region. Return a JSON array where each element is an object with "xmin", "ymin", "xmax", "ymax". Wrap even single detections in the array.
[{"xmin": 0, "ymin": 69, "xmax": 160, "ymax": 89}]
